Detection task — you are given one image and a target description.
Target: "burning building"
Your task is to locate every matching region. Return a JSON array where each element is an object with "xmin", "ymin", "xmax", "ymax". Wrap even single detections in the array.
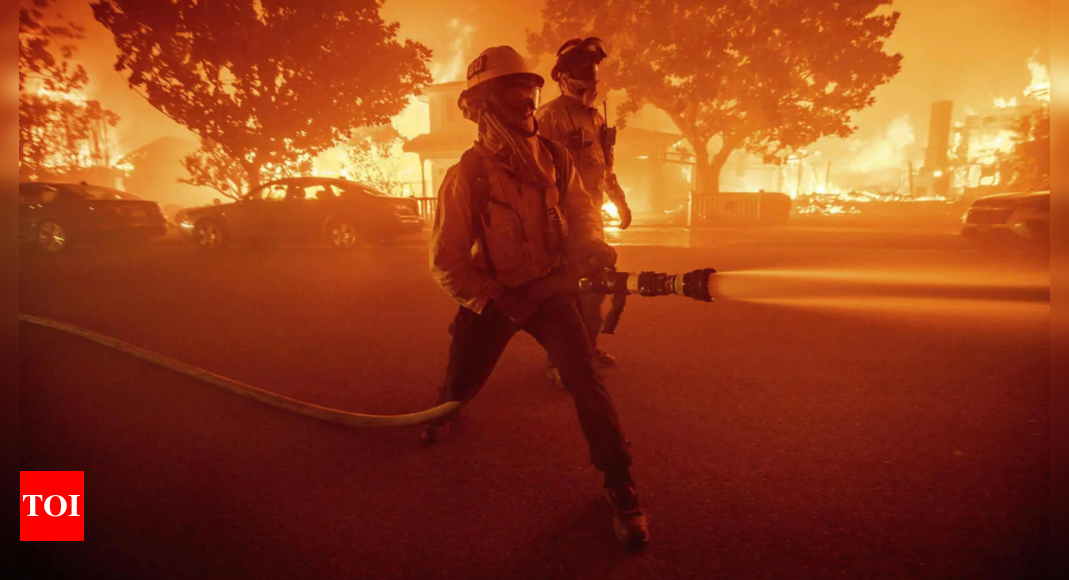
[
  {"xmin": 947, "ymin": 53, "xmax": 1050, "ymax": 198},
  {"xmin": 403, "ymin": 82, "xmax": 690, "ymax": 218},
  {"xmin": 950, "ymin": 99, "xmax": 1046, "ymax": 197}
]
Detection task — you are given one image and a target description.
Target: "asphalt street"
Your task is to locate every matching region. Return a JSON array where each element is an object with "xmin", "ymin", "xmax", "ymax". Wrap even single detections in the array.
[{"xmin": 19, "ymin": 225, "xmax": 1049, "ymax": 580}]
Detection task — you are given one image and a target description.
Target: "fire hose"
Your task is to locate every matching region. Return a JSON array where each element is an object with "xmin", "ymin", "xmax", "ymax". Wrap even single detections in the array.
[{"xmin": 18, "ymin": 269, "xmax": 717, "ymax": 428}]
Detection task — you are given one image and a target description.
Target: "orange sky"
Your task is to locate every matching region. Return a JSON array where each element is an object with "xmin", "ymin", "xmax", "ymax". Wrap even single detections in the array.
[{"xmin": 49, "ymin": 0, "xmax": 1050, "ymax": 156}]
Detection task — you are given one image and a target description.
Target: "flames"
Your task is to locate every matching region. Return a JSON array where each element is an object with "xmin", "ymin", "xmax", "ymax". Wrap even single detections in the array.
[
  {"xmin": 33, "ymin": 86, "xmax": 89, "ymax": 104},
  {"xmin": 800, "ymin": 49, "xmax": 1050, "ymax": 211},
  {"xmin": 602, "ymin": 200, "xmax": 621, "ymax": 222},
  {"xmin": 310, "ymin": 18, "xmax": 476, "ymax": 194},
  {"xmin": 431, "ymin": 19, "xmax": 476, "ymax": 83},
  {"xmin": 845, "ymin": 116, "xmax": 917, "ymax": 176},
  {"xmin": 993, "ymin": 50, "xmax": 1050, "ymax": 109},
  {"xmin": 21, "ymin": 84, "xmax": 125, "ymax": 175},
  {"xmin": 994, "ymin": 97, "xmax": 1018, "ymax": 109},
  {"xmin": 1025, "ymin": 53, "xmax": 1050, "ymax": 103}
]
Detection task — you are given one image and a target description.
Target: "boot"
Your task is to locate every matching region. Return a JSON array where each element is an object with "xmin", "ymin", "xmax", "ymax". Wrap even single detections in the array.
[
  {"xmin": 545, "ymin": 365, "xmax": 567, "ymax": 390},
  {"xmin": 592, "ymin": 349, "xmax": 617, "ymax": 368},
  {"xmin": 605, "ymin": 482, "xmax": 650, "ymax": 551}
]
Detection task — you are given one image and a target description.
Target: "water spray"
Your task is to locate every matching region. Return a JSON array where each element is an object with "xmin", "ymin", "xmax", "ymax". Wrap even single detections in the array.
[
  {"xmin": 708, "ymin": 269, "xmax": 1050, "ymax": 304},
  {"xmin": 21, "ymin": 266, "xmax": 1045, "ymax": 428}
]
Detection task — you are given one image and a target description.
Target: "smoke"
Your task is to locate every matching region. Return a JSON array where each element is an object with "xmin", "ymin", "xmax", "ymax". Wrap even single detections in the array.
[
  {"xmin": 844, "ymin": 116, "xmax": 917, "ymax": 174},
  {"xmin": 431, "ymin": 18, "xmax": 476, "ymax": 83}
]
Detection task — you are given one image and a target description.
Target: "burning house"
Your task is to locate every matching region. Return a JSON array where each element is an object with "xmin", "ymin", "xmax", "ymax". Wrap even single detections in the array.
[
  {"xmin": 402, "ymin": 81, "xmax": 474, "ymax": 199},
  {"xmin": 18, "ymin": 86, "xmax": 125, "ymax": 188},
  {"xmin": 950, "ymin": 99, "xmax": 1046, "ymax": 197},
  {"xmin": 404, "ymin": 82, "xmax": 690, "ymax": 218}
]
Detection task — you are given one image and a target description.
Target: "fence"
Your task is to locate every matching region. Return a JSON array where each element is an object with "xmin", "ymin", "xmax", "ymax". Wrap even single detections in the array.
[
  {"xmin": 413, "ymin": 192, "xmax": 789, "ymax": 228},
  {"xmin": 689, "ymin": 191, "xmax": 791, "ymax": 226},
  {"xmin": 412, "ymin": 197, "xmax": 438, "ymax": 223}
]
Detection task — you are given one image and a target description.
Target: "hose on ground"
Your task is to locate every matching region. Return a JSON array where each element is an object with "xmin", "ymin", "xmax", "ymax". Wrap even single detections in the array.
[{"xmin": 18, "ymin": 313, "xmax": 462, "ymax": 428}]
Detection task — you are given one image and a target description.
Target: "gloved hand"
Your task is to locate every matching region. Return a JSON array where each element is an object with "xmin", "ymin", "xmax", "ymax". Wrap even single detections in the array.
[
  {"xmin": 576, "ymin": 239, "xmax": 617, "ymax": 271},
  {"xmin": 615, "ymin": 197, "xmax": 633, "ymax": 230},
  {"xmin": 609, "ymin": 180, "xmax": 632, "ymax": 230},
  {"xmin": 489, "ymin": 288, "xmax": 536, "ymax": 325}
]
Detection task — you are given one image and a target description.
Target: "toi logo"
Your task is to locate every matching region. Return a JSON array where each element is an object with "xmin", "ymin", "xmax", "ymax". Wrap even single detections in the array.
[{"xmin": 20, "ymin": 471, "xmax": 84, "ymax": 542}]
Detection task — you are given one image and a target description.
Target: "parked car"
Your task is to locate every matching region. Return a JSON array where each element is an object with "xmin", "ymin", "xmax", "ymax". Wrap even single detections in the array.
[
  {"xmin": 19, "ymin": 182, "xmax": 167, "ymax": 253},
  {"xmin": 961, "ymin": 190, "xmax": 1049, "ymax": 244},
  {"xmin": 179, "ymin": 178, "xmax": 424, "ymax": 250}
]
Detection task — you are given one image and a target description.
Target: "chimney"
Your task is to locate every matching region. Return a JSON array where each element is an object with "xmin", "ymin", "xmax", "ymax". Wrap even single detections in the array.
[
  {"xmin": 925, "ymin": 100, "xmax": 954, "ymax": 196},
  {"xmin": 925, "ymin": 100, "xmax": 954, "ymax": 170}
]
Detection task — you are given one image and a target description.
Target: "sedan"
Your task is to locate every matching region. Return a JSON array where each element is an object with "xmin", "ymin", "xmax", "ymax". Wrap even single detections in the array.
[
  {"xmin": 180, "ymin": 178, "xmax": 424, "ymax": 250},
  {"xmin": 19, "ymin": 182, "xmax": 168, "ymax": 253}
]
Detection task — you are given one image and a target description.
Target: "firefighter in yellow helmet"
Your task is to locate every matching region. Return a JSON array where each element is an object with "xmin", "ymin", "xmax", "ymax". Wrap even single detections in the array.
[
  {"xmin": 424, "ymin": 46, "xmax": 649, "ymax": 551},
  {"xmin": 537, "ymin": 38, "xmax": 631, "ymax": 377}
]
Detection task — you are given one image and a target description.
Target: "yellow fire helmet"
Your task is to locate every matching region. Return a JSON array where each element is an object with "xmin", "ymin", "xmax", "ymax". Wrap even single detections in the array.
[{"xmin": 464, "ymin": 46, "xmax": 544, "ymax": 92}]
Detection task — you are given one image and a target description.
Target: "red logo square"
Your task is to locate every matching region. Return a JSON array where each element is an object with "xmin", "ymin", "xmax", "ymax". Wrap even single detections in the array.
[{"xmin": 20, "ymin": 471, "xmax": 84, "ymax": 542}]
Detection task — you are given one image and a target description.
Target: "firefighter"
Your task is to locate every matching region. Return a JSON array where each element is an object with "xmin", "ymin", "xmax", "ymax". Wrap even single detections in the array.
[
  {"xmin": 424, "ymin": 46, "xmax": 649, "ymax": 551},
  {"xmin": 537, "ymin": 37, "xmax": 631, "ymax": 378}
]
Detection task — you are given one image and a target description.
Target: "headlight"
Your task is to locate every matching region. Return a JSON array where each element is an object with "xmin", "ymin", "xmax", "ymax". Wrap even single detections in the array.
[{"xmin": 180, "ymin": 220, "xmax": 194, "ymax": 229}]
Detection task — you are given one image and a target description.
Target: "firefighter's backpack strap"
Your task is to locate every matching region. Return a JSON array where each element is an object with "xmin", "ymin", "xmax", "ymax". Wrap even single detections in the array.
[{"xmin": 538, "ymin": 136, "xmax": 573, "ymax": 203}]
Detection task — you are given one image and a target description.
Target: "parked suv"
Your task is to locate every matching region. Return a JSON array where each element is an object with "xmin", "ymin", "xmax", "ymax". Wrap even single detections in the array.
[{"xmin": 961, "ymin": 190, "xmax": 1049, "ymax": 244}]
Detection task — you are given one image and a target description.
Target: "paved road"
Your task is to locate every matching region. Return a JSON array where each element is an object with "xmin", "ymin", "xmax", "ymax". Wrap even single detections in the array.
[{"xmin": 19, "ymin": 227, "xmax": 1049, "ymax": 580}]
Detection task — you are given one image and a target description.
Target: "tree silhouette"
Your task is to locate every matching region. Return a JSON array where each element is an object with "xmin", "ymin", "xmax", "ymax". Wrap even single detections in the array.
[
  {"xmin": 345, "ymin": 125, "xmax": 408, "ymax": 196},
  {"xmin": 19, "ymin": 0, "xmax": 88, "ymax": 93},
  {"xmin": 530, "ymin": 0, "xmax": 902, "ymax": 193},
  {"xmin": 93, "ymin": 0, "xmax": 432, "ymax": 190},
  {"xmin": 19, "ymin": 0, "xmax": 121, "ymax": 179},
  {"xmin": 20, "ymin": 1, "xmax": 120, "ymax": 179},
  {"xmin": 19, "ymin": 93, "xmax": 121, "ymax": 178},
  {"xmin": 179, "ymin": 138, "xmax": 256, "ymax": 200}
]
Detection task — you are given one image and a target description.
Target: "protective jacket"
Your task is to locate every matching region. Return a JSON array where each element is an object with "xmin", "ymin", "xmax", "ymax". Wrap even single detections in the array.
[
  {"xmin": 536, "ymin": 95, "xmax": 626, "ymax": 210},
  {"xmin": 430, "ymin": 139, "xmax": 603, "ymax": 314}
]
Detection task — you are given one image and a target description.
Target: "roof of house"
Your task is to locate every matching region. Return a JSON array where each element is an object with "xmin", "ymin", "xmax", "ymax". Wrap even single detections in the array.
[{"xmin": 403, "ymin": 132, "xmax": 474, "ymax": 157}]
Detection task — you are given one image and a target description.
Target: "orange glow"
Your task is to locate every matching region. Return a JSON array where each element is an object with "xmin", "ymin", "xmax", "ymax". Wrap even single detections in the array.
[
  {"xmin": 33, "ymin": 86, "xmax": 89, "ymax": 104},
  {"xmin": 1025, "ymin": 54, "xmax": 1050, "ymax": 102},
  {"xmin": 602, "ymin": 200, "xmax": 621, "ymax": 222}
]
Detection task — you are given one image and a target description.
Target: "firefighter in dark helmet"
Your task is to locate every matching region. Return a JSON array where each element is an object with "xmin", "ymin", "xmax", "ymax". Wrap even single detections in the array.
[{"xmin": 537, "ymin": 38, "xmax": 632, "ymax": 382}]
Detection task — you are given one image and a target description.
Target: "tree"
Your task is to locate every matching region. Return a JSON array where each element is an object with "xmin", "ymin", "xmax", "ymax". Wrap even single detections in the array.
[
  {"xmin": 93, "ymin": 0, "xmax": 432, "ymax": 190},
  {"xmin": 178, "ymin": 138, "xmax": 253, "ymax": 200},
  {"xmin": 529, "ymin": 0, "xmax": 902, "ymax": 193},
  {"xmin": 345, "ymin": 125, "xmax": 408, "ymax": 196},
  {"xmin": 19, "ymin": 0, "xmax": 88, "ymax": 93},
  {"xmin": 19, "ymin": 93, "xmax": 120, "ymax": 178},
  {"xmin": 20, "ymin": 0, "xmax": 121, "ymax": 179},
  {"xmin": 179, "ymin": 137, "xmax": 312, "ymax": 200}
]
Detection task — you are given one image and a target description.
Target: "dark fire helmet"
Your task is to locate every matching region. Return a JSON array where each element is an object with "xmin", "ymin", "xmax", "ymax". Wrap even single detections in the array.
[{"xmin": 551, "ymin": 37, "xmax": 608, "ymax": 82}]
